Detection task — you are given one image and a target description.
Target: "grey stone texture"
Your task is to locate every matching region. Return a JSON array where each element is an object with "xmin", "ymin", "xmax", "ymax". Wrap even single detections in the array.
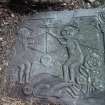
[{"xmin": 6, "ymin": 8, "xmax": 105, "ymax": 105}]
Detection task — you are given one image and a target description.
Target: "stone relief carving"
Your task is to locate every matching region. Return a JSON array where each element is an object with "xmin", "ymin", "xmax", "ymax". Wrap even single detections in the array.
[
  {"xmin": 60, "ymin": 24, "xmax": 84, "ymax": 83},
  {"xmin": 31, "ymin": 73, "xmax": 80, "ymax": 99},
  {"xmin": 18, "ymin": 60, "xmax": 32, "ymax": 84},
  {"xmin": 98, "ymin": 11, "xmax": 105, "ymax": 23},
  {"xmin": 6, "ymin": 10, "xmax": 105, "ymax": 105},
  {"xmin": 79, "ymin": 52, "xmax": 102, "ymax": 95},
  {"xmin": 17, "ymin": 27, "xmax": 35, "ymax": 51}
]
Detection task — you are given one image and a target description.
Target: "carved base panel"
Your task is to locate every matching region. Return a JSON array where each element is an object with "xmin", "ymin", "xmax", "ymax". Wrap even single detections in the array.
[{"xmin": 6, "ymin": 9, "xmax": 105, "ymax": 105}]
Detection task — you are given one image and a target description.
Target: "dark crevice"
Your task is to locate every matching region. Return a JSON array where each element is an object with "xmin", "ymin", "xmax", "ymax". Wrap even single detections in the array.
[
  {"xmin": 7, "ymin": 0, "xmax": 65, "ymax": 14},
  {"xmin": 5, "ymin": 0, "xmax": 81, "ymax": 15}
]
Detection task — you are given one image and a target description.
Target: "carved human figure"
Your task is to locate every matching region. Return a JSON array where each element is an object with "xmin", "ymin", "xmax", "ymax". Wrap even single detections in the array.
[
  {"xmin": 32, "ymin": 73, "xmax": 80, "ymax": 101},
  {"xmin": 18, "ymin": 60, "xmax": 31, "ymax": 83},
  {"xmin": 60, "ymin": 24, "xmax": 84, "ymax": 83}
]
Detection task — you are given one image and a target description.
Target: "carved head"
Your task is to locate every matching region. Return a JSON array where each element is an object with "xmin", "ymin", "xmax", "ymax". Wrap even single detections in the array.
[{"xmin": 61, "ymin": 25, "xmax": 79, "ymax": 39}]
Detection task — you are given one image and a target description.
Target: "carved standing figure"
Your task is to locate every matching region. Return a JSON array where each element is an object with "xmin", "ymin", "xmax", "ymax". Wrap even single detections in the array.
[{"xmin": 60, "ymin": 24, "xmax": 84, "ymax": 83}]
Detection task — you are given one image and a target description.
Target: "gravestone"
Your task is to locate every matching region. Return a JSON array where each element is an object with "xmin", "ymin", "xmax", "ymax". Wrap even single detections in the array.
[{"xmin": 6, "ymin": 9, "xmax": 105, "ymax": 105}]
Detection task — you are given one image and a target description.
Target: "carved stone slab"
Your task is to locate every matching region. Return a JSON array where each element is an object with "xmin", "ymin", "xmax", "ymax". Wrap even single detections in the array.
[{"xmin": 6, "ymin": 9, "xmax": 105, "ymax": 105}]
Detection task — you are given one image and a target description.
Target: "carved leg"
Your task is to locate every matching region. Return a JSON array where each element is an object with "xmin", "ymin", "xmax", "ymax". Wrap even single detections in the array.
[
  {"xmin": 70, "ymin": 62, "xmax": 82, "ymax": 84},
  {"xmin": 69, "ymin": 63, "xmax": 76, "ymax": 83},
  {"xmin": 19, "ymin": 64, "xmax": 25, "ymax": 84},
  {"xmin": 70, "ymin": 66, "xmax": 75, "ymax": 83},
  {"xmin": 62, "ymin": 64, "xmax": 70, "ymax": 82},
  {"xmin": 25, "ymin": 61, "xmax": 31, "ymax": 83}
]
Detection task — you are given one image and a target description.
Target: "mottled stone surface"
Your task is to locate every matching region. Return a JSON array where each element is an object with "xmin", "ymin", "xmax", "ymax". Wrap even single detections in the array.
[{"xmin": 6, "ymin": 9, "xmax": 105, "ymax": 105}]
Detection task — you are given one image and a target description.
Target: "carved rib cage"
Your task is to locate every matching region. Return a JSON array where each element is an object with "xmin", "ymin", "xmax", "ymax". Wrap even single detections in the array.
[{"xmin": 6, "ymin": 9, "xmax": 105, "ymax": 105}]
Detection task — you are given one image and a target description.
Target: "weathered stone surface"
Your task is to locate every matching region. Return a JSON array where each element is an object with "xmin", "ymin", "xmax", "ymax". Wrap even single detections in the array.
[{"xmin": 6, "ymin": 9, "xmax": 105, "ymax": 105}]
